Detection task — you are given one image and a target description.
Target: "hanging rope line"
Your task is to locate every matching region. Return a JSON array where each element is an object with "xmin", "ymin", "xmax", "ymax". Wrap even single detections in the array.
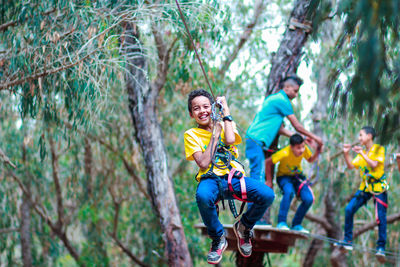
[
  {"xmin": 174, "ymin": 0, "xmax": 216, "ymax": 100},
  {"xmin": 308, "ymin": 233, "xmax": 400, "ymax": 261}
]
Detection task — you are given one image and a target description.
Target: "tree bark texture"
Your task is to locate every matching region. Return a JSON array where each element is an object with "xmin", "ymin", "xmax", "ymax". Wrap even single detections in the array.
[
  {"xmin": 20, "ymin": 142, "xmax": 32, "ymax": 267},
  {"xmin": 124, "ymin": 22, "xmax": 192, "ymax": 267},
  {"xmin": 20, "ymin": 194, "xmax": 33, "ymax": 267},
  {"xmin": 266, "ymin": 0, "xmax": 314, "ymax": 95}
]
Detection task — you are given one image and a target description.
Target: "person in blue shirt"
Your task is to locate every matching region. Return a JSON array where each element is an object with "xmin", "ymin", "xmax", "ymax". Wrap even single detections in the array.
[{"xmin": 246, "ymin": 76, "xmax": 324, "ymax": 183}]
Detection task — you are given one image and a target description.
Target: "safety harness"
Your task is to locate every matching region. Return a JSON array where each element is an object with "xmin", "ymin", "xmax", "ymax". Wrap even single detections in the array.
[
  {"xmin": 362, "ymin": 169, "xmax": 389, "ymax": 224},
  {"xmin": 204, "ymin": 101, "xmax": 250, "ymax": 218}
]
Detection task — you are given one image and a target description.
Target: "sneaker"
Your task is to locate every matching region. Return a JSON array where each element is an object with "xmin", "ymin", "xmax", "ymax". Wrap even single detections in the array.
[
  {"xmin": 277, "ymin": 222, "xmax": 290, "ymax": 231},
  {"xmin": 333, "ymin": 240, "xmax": 353, "ymax": 251},
  {"xmin": 207, "ymin": 234, "xmax": 228, "ymax": 264},
  {"xmin": 291, "ymin": 225, "xmax": 310, "ymax": 234},
  {"xmin": 233, "ymin": 221, "xmax": 253, "ymax": 257},
  {"xmin": 375, "ymin": 247, "xmax": 386, "ymax": 259}
]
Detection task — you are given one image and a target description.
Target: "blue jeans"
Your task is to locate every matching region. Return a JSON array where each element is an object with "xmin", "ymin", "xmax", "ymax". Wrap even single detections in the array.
[
  {"xmin": 277, "ymin": 176, "xmax": 314, "ymax": 226},
  {"xmin": 245, "ymin": 138, "xmax": 266, "ymax": 182},
  {"xmin": 344, "ymin": 190, "xmax": 387, "ymax": 249},
  {"xmin": 196, "ymin": 174, "xmax": 275, "ymax": 239}
]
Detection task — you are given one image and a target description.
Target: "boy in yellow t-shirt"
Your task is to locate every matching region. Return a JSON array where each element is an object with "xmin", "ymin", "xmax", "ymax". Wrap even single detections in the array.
[
  {"xmin": 183, "ymin": 89, "xmax": 274, "ymax": 264},
  {"xmin": 335, "ymin": 126, "xmax": 388, "ymax": 258},
  {"xmin": 265, "ymin": 134, "xmax": 321, "ymax": 233}
]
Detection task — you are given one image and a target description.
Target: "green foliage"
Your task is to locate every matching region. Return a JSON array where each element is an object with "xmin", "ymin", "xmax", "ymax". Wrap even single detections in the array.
[{"xmin": 311, "ymin": 0, "xmax": 400, "ymax": 142}]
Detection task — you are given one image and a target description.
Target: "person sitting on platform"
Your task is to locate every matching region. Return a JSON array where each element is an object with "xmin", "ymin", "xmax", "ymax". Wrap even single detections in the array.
[
  {"xmin": 184, "ymin": 89, "xmax": 275, "ymax": 264},
  {"xmin": 265, "ymin": 133, "xmax": 321, "ymax": 234},
  {"xmin": 335, "ymin": 126, "xmax": 388, "ymax": 259}
]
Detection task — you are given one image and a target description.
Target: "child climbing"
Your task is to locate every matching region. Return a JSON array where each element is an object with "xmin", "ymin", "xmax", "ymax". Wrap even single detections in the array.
[
  {"xmin": 265, "ymin": 133, "xmax": 321, "ymax": 234},
  {"xmin": 396, "ymin": 153, "xmax": 400, "ymax": 171},
  {"xmin": 335, "ymin": 126, "xmax": 388, "ymax": 260},
  {"xmin": 245, "ymin": 75, "xmax": 323, "ymax": 182},
  {"xmin": 183, "ymin": 89, "xmax": 275, "ymax": 264}
]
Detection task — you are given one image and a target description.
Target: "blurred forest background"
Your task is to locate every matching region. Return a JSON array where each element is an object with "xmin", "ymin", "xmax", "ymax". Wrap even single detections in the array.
[{"xmin": 0, "ymin": 0, "xmax": 399, "ymax": 266}]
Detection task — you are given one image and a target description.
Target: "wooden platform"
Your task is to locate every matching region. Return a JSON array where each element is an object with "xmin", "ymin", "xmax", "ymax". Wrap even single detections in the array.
[{"xmin": 194, "ymin": 223, "xmax": 308, "ymax": 253}]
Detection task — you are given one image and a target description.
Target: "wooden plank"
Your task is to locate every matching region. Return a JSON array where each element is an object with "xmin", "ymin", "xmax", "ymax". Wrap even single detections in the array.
[{"xmin": 194, "ymin": 223, "xmax": 308, "ymax": 253}]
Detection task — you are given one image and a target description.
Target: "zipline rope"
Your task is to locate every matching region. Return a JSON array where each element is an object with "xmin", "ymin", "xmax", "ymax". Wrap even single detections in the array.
[
  {"xmin": 308, "ymin": 233, "xmax": 400, "ymax": 260},
  {"xmin": 174, "ymin": 0, "xmax": 216, "ymax": 100}
]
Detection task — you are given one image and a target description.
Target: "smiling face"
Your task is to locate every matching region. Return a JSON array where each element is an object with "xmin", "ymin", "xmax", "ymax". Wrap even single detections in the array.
[
  {"xmin": 291, "ymin": 142, "xmax": 306, "ymax": 157},
  {"xmin": 358, "ymin": 129, "xmax": 373, "ymax": 146},
  {"xmin": 190, "ymin": 95, "xmax": 212, "ymax": 128},
  {"xmin": 282, "ymin": 80, "xmax": 300, "ymax": 100}
]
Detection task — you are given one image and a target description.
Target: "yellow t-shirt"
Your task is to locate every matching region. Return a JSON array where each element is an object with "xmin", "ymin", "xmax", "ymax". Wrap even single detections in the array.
[
  {"xmin": 352, "ymin": 144, "xmax": 386, "ymax": 193},
  {"xmin": 271, "ymin": 145, "xmax": 312, "ymax": 177},
  {"xmin": 184, "ymin": 123, "xmax": 245, "ymax": 181}
]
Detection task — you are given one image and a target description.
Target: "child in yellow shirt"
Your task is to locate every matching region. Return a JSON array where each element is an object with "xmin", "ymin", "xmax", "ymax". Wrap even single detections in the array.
[
  {"xmin": 335, "ymin": 126, "xmax": 388, "ymax": 259},
  {"xmin": 265, "ymin": 134, "xmax": 321, "ymax": 233},
  {"xmin": 184, "ymin": 89, "xmax": 274, "ymax": 264}
]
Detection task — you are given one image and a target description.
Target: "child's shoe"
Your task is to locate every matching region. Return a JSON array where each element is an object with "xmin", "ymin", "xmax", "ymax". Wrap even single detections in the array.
[
  {"xmin": 207, "ymin": 233, "xmax": 227, "ymax": 264},
  {"xmin": 375, "ymin": 247, "xmax": 386, "ymax": 262},
  {"xmin": 277, "ymin": 222, "xmax": 290, "ymax": 230},
  {"xmin": 291, "ymin": 224, "xmax": 310, "ymax": 234},
  {"xmin": 233, "ymin": 220, "xmax": 253, "ymax": 257},
  {"xmin": 333, "ymin": 240, "xmax": 353, "ymax": 251}
]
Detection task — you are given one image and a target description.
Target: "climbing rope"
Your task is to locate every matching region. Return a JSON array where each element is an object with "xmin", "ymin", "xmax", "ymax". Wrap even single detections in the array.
[{"xmin": 174, "ymin": 0, "xmax": 216, "ymax": 99}]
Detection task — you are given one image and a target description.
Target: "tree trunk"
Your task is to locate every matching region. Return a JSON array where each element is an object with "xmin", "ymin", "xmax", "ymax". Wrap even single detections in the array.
[
  {"xmin": 236, "ymin": 251, "xmax": 265, "ymax": 267},
  {"xmin": 20, "ymin": 142, "xmax": 32, "ymax": 267},
  {"xmin": 303, "ymin": 20, "xmax": 336, "ymax": 266},
  {"xmin": 245, "ymin": 0, "xmax": 317, "ymax": 265},
  {"xmin": 266, "ymin": 0, "xmax": 315, "ymax": 95},
  {"xmin": 124, "ymin": 22, "xmax": 192, "ymax": 266},
  {"xmin": 20, "ymin": 193, "xmax": 32, "ymax": 267}
]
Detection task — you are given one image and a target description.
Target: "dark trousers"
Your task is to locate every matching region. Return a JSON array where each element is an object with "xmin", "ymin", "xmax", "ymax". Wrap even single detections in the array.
[
  {"xmin": 277, "ymin": 175, "xmax": 314, "ymax": 226},
  {"xmin": 344, "ymin": 190, "xmax": 387, "ymax": 249},
  {"xmin": 196, "ymin": 174, "xmax": 275, "ymax": 239}
]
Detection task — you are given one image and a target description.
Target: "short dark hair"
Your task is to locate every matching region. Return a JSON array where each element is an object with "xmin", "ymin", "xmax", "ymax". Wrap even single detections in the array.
[
  {"xmin": 362, "ymin": 126, "xmax": 376, "ymax": 140},
  {"xmin": 187, "ymin": 89, "xmax": 213, "ymax": 114},
  {"xmin": 280, "ymin": 75, "xmax": 304, "ymax": 89},
  {"xmin": 290, "ymin": 133, "xmax": 304, "ymax": 145}
]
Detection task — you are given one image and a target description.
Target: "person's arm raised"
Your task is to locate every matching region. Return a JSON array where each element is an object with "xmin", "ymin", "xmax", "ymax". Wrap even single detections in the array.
[
  {"xmin": 306, "ymin": 139, "xmax": 321, "ymax": 163},
  {"xmin": 343, "ymin": 144, "xmax": 355, "ymax": 170},
  {"xmin": 217, "ymin": 96, "xmax": 235, "ymax": 145},
  {"xmin": 352, "ymin": 146, "xmax": 378, "ymax": 168},
  {"xmin": 278, "ymin": 123, "xmax": 294, "ymax": 137},
  {"xmin": 192, "ymin": 123, "xmax": 222, "ymax": 169},
  {"xmin": 287, "ymin": 114, "xmax": 323, "ymax": 148}
]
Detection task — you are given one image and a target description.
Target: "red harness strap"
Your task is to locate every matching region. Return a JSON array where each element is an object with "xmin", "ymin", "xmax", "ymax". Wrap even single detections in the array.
[
  {"xmin": 373, "ymin": 195, "xmax": 388, "ymax": 224},
  {"xmin": 297, "ymin": 179, "xmax": 315, "ymax": 203},
  {"xmin": 228, "ymin": 168, "xmax": 250, "ymax": 202}
]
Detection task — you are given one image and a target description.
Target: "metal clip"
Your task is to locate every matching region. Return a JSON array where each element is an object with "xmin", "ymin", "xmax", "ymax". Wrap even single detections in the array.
[{"xmin": 211, "ymin": 100, "xmax": 223, "ymax": 122}]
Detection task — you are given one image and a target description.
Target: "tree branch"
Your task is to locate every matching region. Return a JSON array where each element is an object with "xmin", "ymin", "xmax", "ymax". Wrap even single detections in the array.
[
  {"xmin": 111, "ymin": 234, "xmax": 150, "ymax": 267},
  {"xmin": 0, "ymin": 147, "xmax": 16, "ymax": 168},
  {"xmin": 291, "ymin": 204, "xmax": 333, "ymax": 231},
  {"xmin": 63, "ymin": 121, "xmax": 149, "ymax": 199},
  {"xmin": 8, "ymin": 168, "xmax": 84, "ymax": 266},
  {"xmin": 48, "ymin": 135, "xmax": 65, "ymax": 231},
  {"xmin": 0, "ymin": 227, "xmax": 19, "ymax": 234},
  {"xmin": 218, "ymin": 0, "xmax": 266, "ymax": 79},
  {"xmin": 354, "ymin": 211, "xmax": 400, "ymax": 238},
  {"xmin": 0, "ymin": 50, "xmax": 96, "ymax": 90},
  {"xmin": 0, "ymin": 21, "xmax": 17, "ymax": 32},
  {"xmin": 151, "ymin": 25, "xmax": 177, "ymax": 96},
  {"xmin": 109, "ymin": 190, "xmax": 149, "ymax": 267}
]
